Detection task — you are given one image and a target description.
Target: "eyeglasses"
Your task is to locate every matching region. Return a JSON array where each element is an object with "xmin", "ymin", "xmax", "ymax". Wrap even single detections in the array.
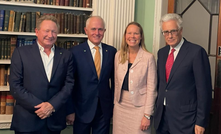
[{"xmin": 162, "ymin": 29, "xmax": 179, "ymax": 36}]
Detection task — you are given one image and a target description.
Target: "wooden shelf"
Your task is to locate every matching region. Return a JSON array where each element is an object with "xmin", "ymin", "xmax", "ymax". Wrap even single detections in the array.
[
  {"xmin": 0, "ymin": 60, "xmax": 11, "ymax": 64},
  {"xmin": 0, "ymin": 114, "xmax": 12, "ymax": 129},
  {"xmin": 0, "ymin": 86, "xmax": 10, "ymax": 91},
  {"xmin": 0, "ymin": 31, "xmax": 88, "ymax": 38}
]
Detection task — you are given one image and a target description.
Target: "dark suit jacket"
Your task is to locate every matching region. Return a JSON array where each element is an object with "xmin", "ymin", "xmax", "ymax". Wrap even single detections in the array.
[
  {"xmin": 154, "ymin": 39, "xmax": 212, "ymax": 133},
  {"xmin": 9, "ymin": 42, "xmax": 74, "ymax": 132},
  {"xmin": 69, "ymin": 41, "xmax": 116, "ymax": 123}
]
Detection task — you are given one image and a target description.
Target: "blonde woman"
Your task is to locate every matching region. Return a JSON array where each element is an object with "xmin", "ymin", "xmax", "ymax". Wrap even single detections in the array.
[{"xmin": 113, "ymin": 22, "xmax": 157, "ymax": 134}]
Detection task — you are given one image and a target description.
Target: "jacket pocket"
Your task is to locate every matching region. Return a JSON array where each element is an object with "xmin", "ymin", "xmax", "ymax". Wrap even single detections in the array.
[
  {"xmin": 180, "ymin": 103, "xmax": 197, "ymax": 112},
  {"xmin": 138, "ymin": 88, "xmax": 147, "ymax": 95}
]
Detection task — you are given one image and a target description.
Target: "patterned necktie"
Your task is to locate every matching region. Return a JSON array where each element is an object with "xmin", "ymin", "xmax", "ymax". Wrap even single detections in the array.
[
  {"xmin": 94, "ymin": 46, "xmax": 101, "ymax": 79},
  {"xmin": 165, "ymin": 48, "xmax": 175, "ymax": 82}
]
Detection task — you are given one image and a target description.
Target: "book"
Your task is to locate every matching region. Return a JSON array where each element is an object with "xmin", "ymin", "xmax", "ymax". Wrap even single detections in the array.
[
  {"xmin": 1, "ymin": 39, "xmax": 5, "ymax": 59},
  {"xmin": 25, "ymin": 12, "xmax": 31, "ymax": 32},
  {"xmin": 76, "ymin": 15, "xmax": 80, "ymax": 34},
  {"xmin": 6, "ymin": 38, "xmax": 10, "ymax": 59},
  {"xmin": 0, "ymin": 10, "xmax": 4, "ymax": 31},
  {"xmin": 5, "ymin": 92, "xmax": 14, "ymax": 114},
  {"xmin": 0, "ymin": 65, "xmax": 5, "ymax": 86},
  {"xmin": 73, "ymin": 0, "xmax": 78, "ymax": 7},
  {"xmin": 69, "ymin": 0, "xmax": 73, "ymax": 6},
  {"xmin": 3, "ymin": 10, "xmax": 10, "ymax": 31},
  {"xmin": 8, "ymin": 10, "xmax": 15, "ymax": 31},
  {"xmin": 14, "ymin": 11, "xmax": 22, "ymax": 32},
  {"xmin": 64, "ymin": 13, "xmax": 68, "ymax": 34},
  {"xmin": 0, "ymin": 92, "xmax": 6, "ymax": 114},
  {"xmin": 31, "ymin": 12, "xmax": 36, "ymax": 32},
  {"xmin": 64, "ymin": 0, "xmax": 69, "ymax": 6},
  {"xmin": 60, "ymin": 13, "xmax": 64, "ymax": 34},
  {"xmin": 21, "ymin": 13, "xmax": 26, "ymax": 32},
  {"xmin": 10, "ymin": 36, "xmax": 17, "ymax": 58},
  {"xmin": 78, "ymin": 0, "xmax": 83, "ymax": 7}
]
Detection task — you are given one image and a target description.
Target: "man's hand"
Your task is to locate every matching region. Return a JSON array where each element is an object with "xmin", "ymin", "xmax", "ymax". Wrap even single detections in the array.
[
  {"xmin": 195, "ymin": 125, "xmax": 205, "ymax": 134},
  {"xmin": 66, "ymin": 113, "xmax": 75, "ymax": 125},
  {"xmin": 34, "ymin": 102, "xmax": 54, "ymax": 119}
]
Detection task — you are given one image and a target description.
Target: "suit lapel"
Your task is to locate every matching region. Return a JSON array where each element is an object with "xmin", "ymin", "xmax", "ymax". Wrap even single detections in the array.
[
  {"xmin": 51, "ymin": 46, "xmax": 62, "ymax": 80},
  {"xmin": 130, "ymin": 47, "xmax": 143, "ymax": 69},
  {"xmin": 31, "ymin": 43, "xmax": 48, "ymax": 81},
  {"xmin": 82, "ymin": 43, "xmax": 97, "ymax": 77},
  {"xmin": 100, "ymin": 43, "xmax": 108, "ymax": 80},
  {"xmin": 167, "ymin": 41, "xmax": 189, "ymax": 83}
]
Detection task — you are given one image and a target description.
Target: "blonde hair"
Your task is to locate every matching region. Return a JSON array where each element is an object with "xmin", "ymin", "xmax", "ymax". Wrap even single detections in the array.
[
  {"xmin": 36, "ymin": 15, "xmax": 60, "ymax": 31},
  {"xmin": 119, "ymin": 22, "xmax": 148, "ymax": 64}
]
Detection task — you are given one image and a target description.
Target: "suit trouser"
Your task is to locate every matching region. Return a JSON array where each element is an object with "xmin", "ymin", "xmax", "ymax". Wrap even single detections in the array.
[
  {"xmin": 15, "ymin": 125, "xmax": 61, "ymax": 134},
  {"xmin": 156, "ymin": 106, "xmax": 195, "ymax": 134},
  {"xmin": 73, "ymin": 100, "xmax": 110, "ymax": 134}
]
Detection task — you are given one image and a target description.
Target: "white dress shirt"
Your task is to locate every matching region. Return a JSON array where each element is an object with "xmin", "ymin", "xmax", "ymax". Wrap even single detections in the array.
[
  {"xmin": 87, "ymin": 39, "xmax": 103, "ymax": 69},
  {"xmin": 37, "ymin": 42, "xmax": 55, "ymax": 82}
]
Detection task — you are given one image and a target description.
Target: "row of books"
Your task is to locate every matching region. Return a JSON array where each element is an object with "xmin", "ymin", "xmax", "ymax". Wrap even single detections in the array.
[
  {"xmin": 0, "ymin": 0, "xmax": 92, "ymax": 8},
  {"xmin": 0, "ymin": 10, "xmax": 89, "ymax": 34},
  {"xmin": 56, "ymin": 39, "xmax": 86, "ymax": 49},
  {"xmin": 0, "ymin": 91, "xmax": 14, "ymax": 114},
  {"xmin": 0, "ymin": 65, "xmax": 9, "ymax": 86},
  {"xmin": 0, "ymin": 36, "xmax": 87, "ymax": 59},
  {"xmin": 0, "ymin": 36, "xmax": 17, "ymax": 59}
]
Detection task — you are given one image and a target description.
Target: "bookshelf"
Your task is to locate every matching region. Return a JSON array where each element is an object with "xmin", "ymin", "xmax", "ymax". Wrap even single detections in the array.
[{"xmin": 0, "ymin": 0, "xmax": 93, "ymax": 129}]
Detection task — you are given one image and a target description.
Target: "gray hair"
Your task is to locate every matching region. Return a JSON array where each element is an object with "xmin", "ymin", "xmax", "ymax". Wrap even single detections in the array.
[
  {"xmin": 85, "ymin": 16, "xmax": 105, "ymax": 28},
  {"xmin": 36, "ymin": 15, "xmax": 60, "ymax": 31},
  {"xmin": 160, "ymin": 13, "xmax": 183, "ymax": 29}
]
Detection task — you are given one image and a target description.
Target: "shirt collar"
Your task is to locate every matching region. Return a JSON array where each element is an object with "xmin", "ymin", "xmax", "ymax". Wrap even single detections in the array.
[
  {"xmin": 170, "ymin": 37, "xmax": 184, "ymax": 51},
  {"xmin": 87, "ymin": 39, "xmax": 102, "ymax": 50},
  {"xmin": 37, "ymin": 41, "xmax": 55, "ymax": 52}
]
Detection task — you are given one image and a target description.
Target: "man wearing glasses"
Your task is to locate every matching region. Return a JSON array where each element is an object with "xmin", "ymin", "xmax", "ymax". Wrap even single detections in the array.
[{"xmin": 154, "ymin": 13, "xmax": 212, "ymax": 134}]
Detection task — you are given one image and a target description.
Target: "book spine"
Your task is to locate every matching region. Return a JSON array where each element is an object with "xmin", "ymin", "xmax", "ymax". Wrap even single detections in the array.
[
  {"xmin": 7, "ymin": 38, "xmax": 10, "ymax": 59},
  {"xmin": 31, "ymin": 12, "xmax": 36, "ymax": 32},
  {"xmin": 69, "ymin": 0, "xmax": 73, "ymax": 6},
  {"xmin": 3, "ymin": 10, "xmax": 10, "ymax": 31},
  {"xmin": 21, "ymin": 13, "xmax": 26, "ymax": 32},
  {"xmin": 25, "ymin": 12, "xmax": 31, "ymax": 32},
  {"xmin": 0, "ymin": 10, "xmax": 5, "ymax": 31},
  {"xmin": 64, "ymin": 0, "xmax": 69, "ymax": 6},
  {"xmin": 64, "ymin": 13, "xmax": 68, "ymax": 34},
  {"xmin": 1, "ymin": 39, "xmax": 5, "ymax": 59},
  {"xmin": 76, "ymin": 15, "xmax": 80, "ymax": 34},
  {"xmin": 0, "ymin": 92, "xmax": 6, "ymax": 114},
  {"xmin": 5, "ymin": 92, "xmax": 14, "ymax": 114},
  {"xmin": 0, "ymin": 65, "xmax": 5, "ymax": 86},
  {"xmin": 8, "ymin": 10, "xmax": 15, "ymax": 31},
  {"xmin": 14, "ymin": 11, "xmax": 21, "ymax": 32},
  {"xmin": 10, "ymin": 36, "xmax": 17, "ymax": 58},
  {"xmin": 78, "ymin": 0, "xmax": 83, "ymax": 7}
]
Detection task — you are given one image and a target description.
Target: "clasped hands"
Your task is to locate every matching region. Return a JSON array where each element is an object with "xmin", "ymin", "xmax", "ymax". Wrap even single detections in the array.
[{"xmin": 34, "ymin": 102, "xmax": 54, "ymax": 119}]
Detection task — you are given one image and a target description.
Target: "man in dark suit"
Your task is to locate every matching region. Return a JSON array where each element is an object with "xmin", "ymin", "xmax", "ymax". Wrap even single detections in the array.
[
  {"xmin": 66, "ymin": 16, "xmax": 116, "ymax": 134},
  {"xmin": 9, "ymin": 15, "xmax": 74, "ymax": 134},
  {"xmin": 154, "ymin": 13, "xmax": 212, "ymax": 134}
]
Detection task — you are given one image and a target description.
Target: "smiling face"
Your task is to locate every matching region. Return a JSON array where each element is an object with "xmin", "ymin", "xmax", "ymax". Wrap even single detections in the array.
[
  {"xmin": 35, "ymin": 20, "xmax": 58, "ymax": 48},
  {"xmin": 84, "ymin": 17, "xmax": 106, "ymax": 46},
  {"xmin": 162, "ymin": 19, "xmax": 183, "ymax": 48},
  {"xmin": 125, "ymin": 24, "xmax": 142, "ymax": 49}
]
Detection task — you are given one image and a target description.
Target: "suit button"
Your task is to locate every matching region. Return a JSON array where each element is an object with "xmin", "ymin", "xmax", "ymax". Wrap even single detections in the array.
[
  {"xmin": 131, "ymin": 91, "xmax": 134, "ymax": 94},
  {"xmin": 165, "ymin": 90, "xmax": 168, "ymax": 92}
]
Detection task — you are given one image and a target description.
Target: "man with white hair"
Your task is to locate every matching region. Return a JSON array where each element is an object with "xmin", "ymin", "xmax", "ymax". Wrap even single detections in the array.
[{"xmin": 154, "ymin": 13, "xmax": 212, "ymax": 134}]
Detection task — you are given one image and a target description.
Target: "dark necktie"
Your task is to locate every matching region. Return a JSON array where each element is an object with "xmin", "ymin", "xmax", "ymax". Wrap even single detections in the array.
[
  {"xmin": 165, "ymin": 48, "xmax": 175, "ymax": 82},
  {"xmin": 94, "ymin": 46, "xmax": 101, "ymax": 79}
]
